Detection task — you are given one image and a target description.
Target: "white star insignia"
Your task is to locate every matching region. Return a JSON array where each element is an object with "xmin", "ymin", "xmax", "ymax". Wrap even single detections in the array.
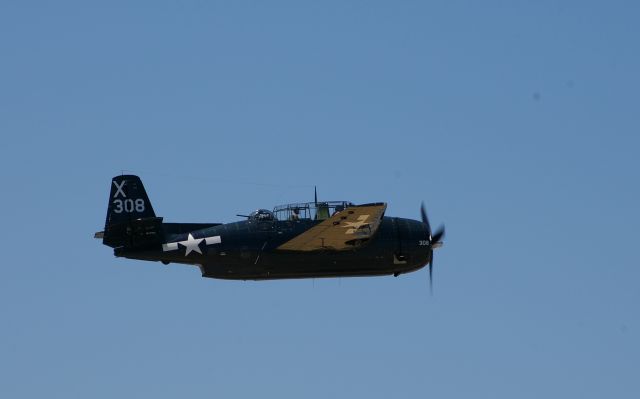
[{"xmin": 179, "ymin": 233, "xmax": 203, "ymax": 256}]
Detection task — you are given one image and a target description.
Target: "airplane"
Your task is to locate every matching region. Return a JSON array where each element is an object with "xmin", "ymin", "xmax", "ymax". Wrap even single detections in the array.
[{"xmin": 95, "ymin": 175, "xmax": 445, "ymax": 287}]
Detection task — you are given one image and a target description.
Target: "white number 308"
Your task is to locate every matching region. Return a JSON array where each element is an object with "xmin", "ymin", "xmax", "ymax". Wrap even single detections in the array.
[{"xmin": 113, "ymin": 198, "xmax": 145, "ymax": 213}]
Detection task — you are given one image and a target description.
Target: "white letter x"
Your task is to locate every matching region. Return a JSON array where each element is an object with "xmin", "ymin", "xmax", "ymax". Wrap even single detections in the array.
[{"xmin": 113, "ymin": 180, "xmax": 126, "ymax": 198}]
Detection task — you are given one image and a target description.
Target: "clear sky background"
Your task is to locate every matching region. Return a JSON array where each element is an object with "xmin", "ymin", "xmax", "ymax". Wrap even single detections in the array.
[{"xmin": 1, "ymin": 1, "xmax": 638, "ymax": 398}]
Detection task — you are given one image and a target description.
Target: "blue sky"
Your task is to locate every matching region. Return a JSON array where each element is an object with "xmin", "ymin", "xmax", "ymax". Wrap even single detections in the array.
[{"xmin": 1, "ymin": 1, "xmax": 638, "ymax": 398}]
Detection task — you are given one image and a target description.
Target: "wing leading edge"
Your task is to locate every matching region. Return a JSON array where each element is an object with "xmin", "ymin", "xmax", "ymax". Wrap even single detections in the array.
[{"xmin": 276, "ymin": 203, "xmax": 387, "ymax": 251}]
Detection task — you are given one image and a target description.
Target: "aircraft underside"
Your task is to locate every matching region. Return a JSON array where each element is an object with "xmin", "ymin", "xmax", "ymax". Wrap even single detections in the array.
[{"xmin": 119, "ymin": 248, "xmax": 429, "ymax": 281}]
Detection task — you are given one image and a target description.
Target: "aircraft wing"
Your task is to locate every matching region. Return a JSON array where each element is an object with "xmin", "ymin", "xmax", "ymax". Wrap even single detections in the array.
[{"xmin": 276, "ymin": 203, "xmax": 387, "ymax": 251}]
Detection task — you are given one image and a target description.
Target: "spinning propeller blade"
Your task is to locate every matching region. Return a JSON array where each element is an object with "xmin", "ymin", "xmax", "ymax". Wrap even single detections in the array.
[
  {"xmin": 420, "ymin": 202, "xmax": 431, "ymax": 238},
  {"xmin": 432, "ymin": 226, "xmax": 445, "ymax": 244},
  {"xmin": 428, "ymin": 258, "xmax": 433, "ymax": 294},
  {"xmin": 420, "ymin": 202, "xmax": 445, "ymax": 294}
]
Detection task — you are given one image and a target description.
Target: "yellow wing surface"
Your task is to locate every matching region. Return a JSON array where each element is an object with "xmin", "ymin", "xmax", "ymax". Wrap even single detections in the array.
[{"xmin": 277, "ymin": 203, "xmax": 387, "ymax": 251}]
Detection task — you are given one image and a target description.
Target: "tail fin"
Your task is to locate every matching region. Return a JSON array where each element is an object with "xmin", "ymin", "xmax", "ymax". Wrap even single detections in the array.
[
  {"xmin": 101, "ymin": 175, "xmax": 163, "ymax": 248},
  {"xmin": 105, "ymin": 175, "xmax": 156, "ymax": 226}
]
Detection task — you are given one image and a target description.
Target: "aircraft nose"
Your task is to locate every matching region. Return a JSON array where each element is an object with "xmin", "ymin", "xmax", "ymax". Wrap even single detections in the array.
[
  {"xmin": 415, "ymin": 219, "xmax": 430, "ymax": 240},
  {"xmin": 414, "ymin": 219, "xmax": 432, "ymax": 260}
]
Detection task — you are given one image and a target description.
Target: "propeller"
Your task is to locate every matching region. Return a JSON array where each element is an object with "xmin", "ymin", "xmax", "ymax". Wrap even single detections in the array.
[{"xmin": 420, "ymin": 202, "xmax": 445, "ymax": 294}]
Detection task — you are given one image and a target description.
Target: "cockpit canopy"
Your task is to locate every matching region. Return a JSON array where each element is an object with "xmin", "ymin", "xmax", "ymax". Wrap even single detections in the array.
[
  {"xmin": 244, "ymin": 201, "xmax": 354, "ymax": 222},
  {"xmin": 273, "ymin": 201, "xmax": 354, "ymax": 221}
]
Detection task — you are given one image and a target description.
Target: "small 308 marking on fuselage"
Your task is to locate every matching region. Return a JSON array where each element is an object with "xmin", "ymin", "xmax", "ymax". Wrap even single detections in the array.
[
  {"xmin": 418, "ymin": 240, "xmax": 429, "ymax": 246},
  {"xmin": 111, "ymin": 180, "xmax": 145, "ymax": 214}
]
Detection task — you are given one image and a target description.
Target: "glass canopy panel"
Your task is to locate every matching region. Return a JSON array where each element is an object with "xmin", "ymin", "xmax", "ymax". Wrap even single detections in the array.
[{"xmin": 273, "ymin": 201, "xmax": 353, "ymax": 221}]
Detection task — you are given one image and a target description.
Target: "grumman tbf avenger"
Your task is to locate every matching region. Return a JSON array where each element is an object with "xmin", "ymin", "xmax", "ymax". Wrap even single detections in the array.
[{"xmin": 95, "ymin": 175, "xmax": 445, "ymax": 287}]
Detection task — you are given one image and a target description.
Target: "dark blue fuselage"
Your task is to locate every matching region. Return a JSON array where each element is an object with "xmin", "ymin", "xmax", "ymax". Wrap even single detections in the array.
[{"xmin": 116, "ymin": 216, "xmax": 431, "ymax": 280}]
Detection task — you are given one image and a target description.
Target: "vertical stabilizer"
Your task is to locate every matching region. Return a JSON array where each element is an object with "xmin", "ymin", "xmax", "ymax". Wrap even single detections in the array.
[
  {"xmin": 102, "ymin": 175, "xmax": 162, "ymax": 248},
  {"xmin": 105, "ymin": 175, "xmax": 156, "ymax": 227}
]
